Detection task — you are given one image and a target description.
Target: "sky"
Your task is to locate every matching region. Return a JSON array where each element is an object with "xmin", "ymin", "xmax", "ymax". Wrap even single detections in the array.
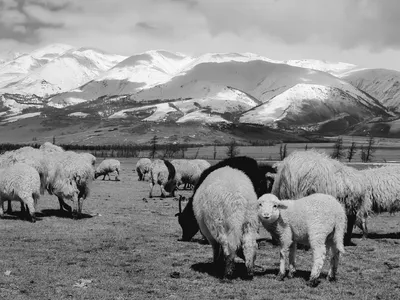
[{"xmin": 1, "ymin": 0, "xmax": 400, "ymax": 70}]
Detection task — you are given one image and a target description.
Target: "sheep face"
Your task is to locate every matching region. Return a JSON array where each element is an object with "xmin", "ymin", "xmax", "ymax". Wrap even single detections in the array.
[{"xmin": 257, "ymin": 194, "xmax": 286, "ymax": 223}]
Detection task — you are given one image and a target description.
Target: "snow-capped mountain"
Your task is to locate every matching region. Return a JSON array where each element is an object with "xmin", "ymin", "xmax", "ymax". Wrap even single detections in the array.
[
  {"xmin": 284, "ymin": 59, "xmax": 358, "ymax": 76},
  {"xmin": 0, "ymin": 43, "xmax": 398, "ymax": 139},
  {"xmin": 342, "ymin": 68, "xmax": 400, "ymax": 113},
  {"xmin": 0, "ymin": 46, "xmax": 126, "ymax": 97}
]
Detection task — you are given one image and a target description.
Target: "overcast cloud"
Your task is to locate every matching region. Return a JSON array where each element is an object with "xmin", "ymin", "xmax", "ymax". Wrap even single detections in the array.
[{"xmin": 1, "ymin": 0, "xmax": 400, "ymax": 70}]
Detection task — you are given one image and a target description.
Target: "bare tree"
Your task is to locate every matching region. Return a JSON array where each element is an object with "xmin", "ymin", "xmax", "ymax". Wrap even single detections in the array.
[
  {"xmin": 213, "ymin": 144, "xmax": 217, "ymax": 160},
  {"xmin": 331, "ymin": 137, "xmax": 344, "ymax": 160},
  {"xmin": 279, "ymin": 143, "xmax": 287, "ymax": 160},
  {"xmin": 226, "ymin": 139, "xmax": 240, "ymax": 158},
  {"xmin": 150, "ymin": 135, "xmax": 158, "ymax": 159},
  {"xmin": 365, "ymin": 136, "xmax": 376, "ymax": 162},
  {"xmin": 347, "ymin": 141, "xmax": 357, "ymax": 162},
  {"xmin": 305, "ymin": 144, "xmax": 308, "ymax": 151}
]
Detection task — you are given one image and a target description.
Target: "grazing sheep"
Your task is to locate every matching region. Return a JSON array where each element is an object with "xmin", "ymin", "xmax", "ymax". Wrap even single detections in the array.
[
  {"xmin": 171, "ymin": 159, "xmax": 202, "ymax": 190},
  {"xmin": 258, "ymin": 193, "xmax": 347, "ymax": 287},
  {"xmin": 149, "ymin": 159, "xmax": 176, "ymax": 198},
  {"xmin": 176, "ymin": 156, "xmax": 274, "ymax": 242},
  {"xmin": 95, "ymin": 159, "xmax": 121, "ymax": 181},
  {"xmin": 193, "ymin": 166, "xmax": 259, "ymax": 279},
  {"xmin": 0, "ymin": 163, "xmax": 42, "ymax": 222},
  {"xmin": 136, "ymin": 158, "xmax": 152, "ymax": 181},
  {"xmin": 192, "ymin": 159, "xmax": 211, "ymax": 172},
  {"xmin": 356, "ymin": 165, "xmax": 400, "ymax": 238},
  {"xmin": 271, "ymin": 149, "xmax": 365, "ymax": 246},
  {"xmin": 50, "ymin": 151, "xmax": 95, "ymax": 218},
  {"xmin": 79, "ymin": 152, "xmax": 96, "ymax": 167}
]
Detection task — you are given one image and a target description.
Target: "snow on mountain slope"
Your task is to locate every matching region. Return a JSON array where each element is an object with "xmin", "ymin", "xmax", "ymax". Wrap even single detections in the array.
[
  {"xmin": 1, "ymin": 47, "xmax": 127, "ymax": 97},
  {"xmin": 0, "ymin": 44, "xmax": 74, "ymax": 89},
  {"xmin": 239, "ymin": 83, "xmax": 386, "ymax": 127},
  {"xmin": 47, "ymin": 51, "xmax": 286, "ymax": 108},
  {"xmin": 285, "ymin": 59, "xmax": 357, "ymax": 76},
  {"xmin": 132, "ymin": 60, "xmax": 382, "ymax": 112},
  {"xmin": 342, "ymin": 68, "xmax": 400, "ymax": 112}
]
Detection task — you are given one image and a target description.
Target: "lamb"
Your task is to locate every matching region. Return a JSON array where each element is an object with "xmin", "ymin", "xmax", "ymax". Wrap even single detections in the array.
[
  {"xmin": 135, "ymin": 158, "xmax": 152, "ymax": 181},
  {"xmin": 176, "ymin": 156, "xmax": 274, "ymax": 242},
  {"xmin": 193, "ymin": 166, "xmax": 259, "ymax": 279},
  {"xmin": 258, "ymin": 193, "xmax": 347, "ymax": 287},
  {"xmin": 356, "ymin": 165, "xmax": 400, "ymax": 238},
  {"xmin": 95, "ymin": 159, "xmax": 121, "ymax": 181},
  {"xmin": 148, "ymin": 159, "xmax": 176, "ymax": 198},
  {"xmin": 171, "ymin": 159, "xmax": 202, "ymax": 190},
  {"xmin": 0, "ymin": 163, "xmax": 42, "ymax": 222},
  {"xmin": 271, "ymin": 149, "xmax": 365, "ymax": 246}
]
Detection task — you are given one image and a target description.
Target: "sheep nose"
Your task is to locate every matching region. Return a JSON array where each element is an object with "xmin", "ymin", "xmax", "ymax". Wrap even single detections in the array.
[{"xmin": 262, "ymin": 214, "xmax": 270, "ymax": 219}]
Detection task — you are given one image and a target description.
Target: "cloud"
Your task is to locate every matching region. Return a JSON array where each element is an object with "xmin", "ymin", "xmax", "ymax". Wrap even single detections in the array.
[{"xmin": 1, "ymin": 0, "xmax": 400, "ymax": 71}]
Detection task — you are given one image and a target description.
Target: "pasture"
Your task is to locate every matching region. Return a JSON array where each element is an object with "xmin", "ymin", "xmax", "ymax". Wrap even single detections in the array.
[{"xmin": 1, "ymin": 158, "xmax": 400, "ymax": 300}]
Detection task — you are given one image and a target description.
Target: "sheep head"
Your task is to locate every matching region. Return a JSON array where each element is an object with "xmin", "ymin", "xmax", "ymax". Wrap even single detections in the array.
[
  {"xmin": 257, "ymin": 194, "xmax": 287, "ymax": 224},
  {"xmin": 175, "ymin": 195, "xmax": 199, "ymax": 241}
]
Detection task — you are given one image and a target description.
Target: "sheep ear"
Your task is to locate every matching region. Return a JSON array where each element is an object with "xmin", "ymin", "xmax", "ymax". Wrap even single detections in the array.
[{"xmin": 277, "ymin": 201, "xmax": 288, "ymax": 209}]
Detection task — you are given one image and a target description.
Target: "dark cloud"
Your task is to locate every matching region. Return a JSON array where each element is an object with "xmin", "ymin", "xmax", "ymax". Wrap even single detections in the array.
[{"xmin": 135, "ymin": 21, "xmax": 158, "ymax": 31}]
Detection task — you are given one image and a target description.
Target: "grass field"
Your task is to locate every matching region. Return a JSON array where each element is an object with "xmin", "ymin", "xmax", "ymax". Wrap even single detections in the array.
[{"xmin": 1, "ymin": 158, "xmax": 400, "ymax": 300}]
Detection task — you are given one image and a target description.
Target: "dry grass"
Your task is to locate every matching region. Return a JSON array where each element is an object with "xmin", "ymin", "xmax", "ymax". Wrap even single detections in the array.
[{"xmin": 1, "ymin": 158, "xmax": 400, "ymax": 300}]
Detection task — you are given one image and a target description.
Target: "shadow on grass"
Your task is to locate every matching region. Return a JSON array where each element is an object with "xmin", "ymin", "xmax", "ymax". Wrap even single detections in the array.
[
  {"xmin": 191, "ymin": 261, "xmax": 328, "ymax": 282},
  {"xmin": 1, "ymin": 211, "xmax": 42, "ymax": 222},
  {"xmin": 352, "ymin": 232, "xmax": 400, "ymax": 239},
  {"xmin": 191, "ymin": 261, "xmax": 277, "ymax": 280},
  {"xmin": 37, "ymin": 209, "xmax": 94, "ymax": 220}
]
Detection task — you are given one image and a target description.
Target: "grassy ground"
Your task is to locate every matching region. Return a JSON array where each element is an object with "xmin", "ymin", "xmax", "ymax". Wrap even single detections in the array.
[{"xmin": 1, "ymin": 158, "xmax": 400, "ymax": 300}]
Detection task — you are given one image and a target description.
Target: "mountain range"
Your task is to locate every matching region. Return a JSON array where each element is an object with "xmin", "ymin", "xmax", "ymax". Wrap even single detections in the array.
[{"xmin": 1, "ymin": 43, "xmax": 400, "ymax": 145}]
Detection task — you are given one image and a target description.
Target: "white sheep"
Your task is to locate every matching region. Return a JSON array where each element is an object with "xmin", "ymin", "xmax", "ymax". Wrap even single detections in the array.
[
  {"xmin": 272, "ymin": 149, "xmax": 365, "ymax": 246},
  {"xmin": 50, "ymin": 151, "xmax": 94, "ymax": 218},
  {"xmin": 258, "ymin": 193, "xmax": 347, "ymax": 287},
  {"xmin": 135, "ymin": 158, "xmax": 152, "ymax": 181},
  {"xmin": 95, "ymin": 159, "xmax": 121, "ymax": 181},
  {"xmin": 356, "ymin": 165, "xmax": 400, "ymax": 238},
  {"xmin": 0, "ymin": 163, "xmax": 42, "ymax": 222},
  {"xmin": 192, "ymin": 159, "xmax": 211, "ymax": 172},
  {"xmin": 193, "ymin": 166, "xmax": 259, "ymax": 279},
  {"xmin": 171, "ymin": 159, "xmax": 202, "ymax": 190},
  {"xmin": 148, "ymin": 159, "xmax": 176, "ymax": 198}
]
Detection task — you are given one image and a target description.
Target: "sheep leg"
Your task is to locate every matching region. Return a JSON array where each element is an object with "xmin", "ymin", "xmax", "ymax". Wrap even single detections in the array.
[
  {"xmin": 149, "ymin": 182, "xmax": 155, "ymax": 198},
  {"xmin": 102, "ymin": 174, "xmax": 106, "ymax": 180},
  {"xmin": 57, "ymin": 196, "xmax": 72, "ymax": 213},
  {"xmin": 160, "ymin": 185, "xmax": 169, "ymax": 198},
  {"xmin": 360, "ymin": 217, "xmax": 369, "ymax": 240},
  {"xmin": 115, "ymin": 169, "xmax": 120, "ymax": 181},
  {"xmin": 6, "ymin": 200, "xmax": 12, "ymax": 214},
  {"xmin": 72, "ymin": 199, "xmax": 81, "ymax": 220},
  {"xmin": 345, "ymin": 214, "xmax": 356, "ymax": 246},
  {"xmin": 23, "ymin": 197, "xmax": 36, "ymax": 223},
  {"xmin": 241, "ymin": 223, "xmax": 257, "ymax": 279},
  {"xmin": 307, "ymin": 244, "xmax": 326, "ymax": 287},
  {"xmin": 277, "ymin": 245, "xmax": 289, "ymax": 281},
  {"xmin": 287, "ymin": 242, "xmax": 297, "ymax": 278},
  {"xmin": 0, "ymin": 199, "xmax": 4, "ymax": 218},
  {"xmin": 327, "ymin": 242, "xmax": 340, "ymax": 282}
]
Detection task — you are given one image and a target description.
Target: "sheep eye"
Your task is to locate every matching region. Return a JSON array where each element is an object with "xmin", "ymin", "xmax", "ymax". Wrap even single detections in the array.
[{"xmin": 273, "ymin": 205, "xmax": 277, "ymax": 208}]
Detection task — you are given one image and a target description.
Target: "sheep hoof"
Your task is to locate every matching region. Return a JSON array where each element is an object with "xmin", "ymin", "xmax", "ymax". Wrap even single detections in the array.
[
  {"xmin": 276, "ymin": 273, "xmax": 285, "ymax": 281},
  {"xmin": 288, "ymin": 271, "xmax": 296, "ymax": 279},
  {"xmin": 307, "ymin": 278, "xmax": 320, "ymax": 287},
  {"xmin": 242, "ymin": 271, "xmax": 254, "ymax": 281},
  {"xmin": 327, "ymin": 275, "xmax": 336, "ymax": 282}
]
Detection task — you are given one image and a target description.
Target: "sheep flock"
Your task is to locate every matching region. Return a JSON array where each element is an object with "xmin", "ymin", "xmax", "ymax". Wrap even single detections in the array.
[{"xmin": 1, "ymin": 145, "xmax": 399, "ymax": 290}]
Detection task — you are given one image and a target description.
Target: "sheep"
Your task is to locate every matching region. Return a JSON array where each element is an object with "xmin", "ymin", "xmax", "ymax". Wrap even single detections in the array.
[
  {"xmin": 171, "ymin": 159, "xmax": 202, "ymax": 190},
  {"xmin": 148, "ymin": 159, "xmax": 176, "ymax": 198},
  {"xmin": 258, "ymin": 193, "xmax": 347, "ymax": 287},
  {"xmin": 95, "ymin": 159, "xmax": 121, "ymax": 181},
  {"xmin": 50, "ymin": 151, "xmax": 95, "ymax": 218},
  {"xmin": 135, "ymin": 158, "xmax": 152, "ymax": 181},
  {"xmin": 0, "ymin": 147, "xmax": 48, "ymax": 213},
  {"xmin": 0, "ymin": 163, "xmax": 43, "ymax": 222},
  {"xmin": 356, "ymin": 165, "xmax": 400, "ymax": 239},
  {"xmin": 193, "ymin": 166, "xmax": 259, "ymax": 279},
  {"xmin": 176, "ymin": 156, "xmax": 274, "ymax": 242},
  {"xmin": 271, "ymin": 149, "xmax": 365, "ymax": 246},
  {"xmin": 181, "ymin": 159, "xmax": 211, "ymax": 189}
]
